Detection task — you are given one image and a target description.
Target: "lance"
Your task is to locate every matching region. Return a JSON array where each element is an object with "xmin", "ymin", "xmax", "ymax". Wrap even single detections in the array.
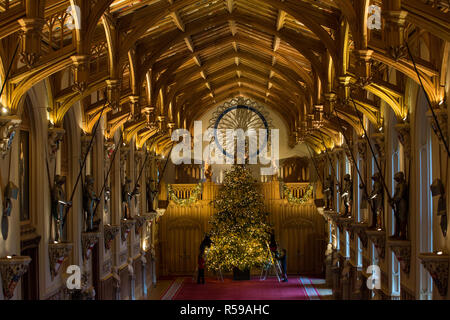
[
  {"xmin": 333, "ymin": 107, "xmax": 375, "ymax": 213},
  {"xmin": 317, "ymin": 129, "xmax": 341, "ymax": 193},
  {"xmin": 0, "ymin": 39, "xmax": 20, "ymax": 101},
  {"xmin": 405, "ymin": 41, "xmax": 450, "ymax": 157},
  {"xmin": 129, "ymin": 135, "xmax": 160, "ymax": 207},
  {"xmin": 349, "ymin": 96, "xmax": 393, "ymax": 202},
  {"xmin": 67, "ymin": 103, "xmax": 108, "ymax": 204},
  {"xmin": 132, "ymin": 145, "xmax": 152, "ymax": 195},
  {"xmin": 156, "ymin": 142, "xmax": 175, "ymax": 192},
  {"xmin": 305, "ymin": 141, "xmax": 324, "ymax": 186},
  {"xmin": 92, "ymin": 132, "xmax": 125, "ymax": 217}
]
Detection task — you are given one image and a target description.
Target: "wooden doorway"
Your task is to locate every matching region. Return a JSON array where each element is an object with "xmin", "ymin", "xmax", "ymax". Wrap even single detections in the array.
[
  {"xmin": 164, "ymin": 219, "xmax": 202, "ymax": 275},
  {"xmin": 21, "ymin": 235, "xmax": 41, "ymax": 300},
  {"xmin": 280, "ymin": 218, "xmax": 318, "ymax": 275}
]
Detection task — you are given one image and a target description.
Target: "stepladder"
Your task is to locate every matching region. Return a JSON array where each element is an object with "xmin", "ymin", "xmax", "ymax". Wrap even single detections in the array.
[{"xmin": 260, "ymin": 245, "xmax": 283, "ymax": 282}]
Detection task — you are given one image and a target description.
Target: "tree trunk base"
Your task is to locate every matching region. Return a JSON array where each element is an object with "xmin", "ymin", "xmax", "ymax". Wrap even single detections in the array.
[{"xmin": 233, "ymin": 268, "xmax": 250, "ymax": 281}]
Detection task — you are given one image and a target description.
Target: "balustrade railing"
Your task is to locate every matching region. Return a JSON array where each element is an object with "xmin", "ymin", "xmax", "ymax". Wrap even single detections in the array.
[
  {"xmin": 169, "ymin": 184, "xmax": 203, "ymax": 200},
  {"xmin": 0, "ymin": 0, "xmax": 22, "ymax": 13},
  {"xmin": 282, "ymin": 182, "xmax": 312, "ymax": 199},
  {"xmin": 42, "ymin": 8, "xmax": 76, "ymax": 55}
]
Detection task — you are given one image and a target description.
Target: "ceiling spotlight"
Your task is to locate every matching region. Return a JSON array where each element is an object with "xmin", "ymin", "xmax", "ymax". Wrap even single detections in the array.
[{"xmin": 1, "ymin": 107, "xmax": 8, "ymax": 115}]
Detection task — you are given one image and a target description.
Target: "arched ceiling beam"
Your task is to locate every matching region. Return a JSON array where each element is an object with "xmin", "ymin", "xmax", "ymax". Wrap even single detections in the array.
[
  {"xmin": 371, "ymin": 51, "xmax": 439, "ymax": 104},
  {"xmin": 176, "ymin": 77, "xmax": 294, "ymax": 117},
  {"xmin": 117, "ymin": 0, "xmax": 338, "ymax": 67},
  {"xmin": 184, "ymin": 89, "xmax": 296, "ymax": 132},
  {"xmin": 181, "ymin": 82, "xmax": 297, "ymax": 126},
  {"xmin": 84, "ymin": 0, "xmax": 117, "ymax": 53},
  {"xmin": 150, "ymin": 36, "xmax": 314, "ymax": 103},
  {"xmin": 331, "ymin": 0, "xmax": 360, "ymax": 48},
  {"xmin": 155, "ymin": 50, "xmax": 308, "ymax": 104},
  {"xmin": 266, "ymin": 0, "xmax": 339, "ymax": 67},
  {"xmin": 167, "ymin": 63, "xmax": 302, "ymax": 109},
  {"xmin": 181, "ymin": 83, "xmax": 290, "ymax": 120},
  {"xmin": 137, "ymin": 12, "xmax": 324, "ymax": 86},
  {"xmin": 136, "ymin": 127, "xmax": 159, "ymax": 149},
  {"xmin": 173, "ymin": 74, "xmax": 298, "ymax": 119},
  {"xmin": 151, "ymin": 32, "xmax": 315, "ymax": 86},
  {"xmin": 303, "ymin": 138, "xmax": 323, "ymax": 154}
]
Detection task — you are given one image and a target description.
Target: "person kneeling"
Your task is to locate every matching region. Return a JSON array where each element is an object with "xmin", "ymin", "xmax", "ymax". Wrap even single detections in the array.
[
  {"xmin": 277, "ymin": 249, "xmax": 288, "ymax": 282},
  {"xmin": 197, "ymin": 253, "xmax": 206, "ymax": 284}
]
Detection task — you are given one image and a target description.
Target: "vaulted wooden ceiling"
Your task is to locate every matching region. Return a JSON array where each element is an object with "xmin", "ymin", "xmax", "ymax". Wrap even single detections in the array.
[
  {"xmin": 0, "ymin": 0, "xmax": 448, "ymax": 154},
  {"xmin": 107, "ymin": 0, "xmax": 337, "ymax": 126}
]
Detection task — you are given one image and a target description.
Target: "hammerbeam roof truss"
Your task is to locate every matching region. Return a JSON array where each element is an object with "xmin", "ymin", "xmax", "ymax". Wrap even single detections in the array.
[{"xmin": 0, "ymin": 0, "xmax": 448, "ymax": 152}]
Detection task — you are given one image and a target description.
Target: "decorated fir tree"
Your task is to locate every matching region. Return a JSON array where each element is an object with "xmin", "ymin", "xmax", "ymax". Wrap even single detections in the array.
[{"xmin": 206, "ymin": 165, "xmax": 271, "ymax": 275}]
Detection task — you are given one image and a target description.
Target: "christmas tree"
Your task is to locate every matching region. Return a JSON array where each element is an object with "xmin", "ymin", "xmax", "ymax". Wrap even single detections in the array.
[{"xmin": 206, "ymin": 165, "xmax": 271, "ymax": 273}]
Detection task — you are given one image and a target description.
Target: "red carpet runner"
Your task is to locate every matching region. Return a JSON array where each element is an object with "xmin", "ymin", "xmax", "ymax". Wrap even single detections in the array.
[{"xmin": 160, "ymin": 276, "xmax": 323, "ymax": 300}]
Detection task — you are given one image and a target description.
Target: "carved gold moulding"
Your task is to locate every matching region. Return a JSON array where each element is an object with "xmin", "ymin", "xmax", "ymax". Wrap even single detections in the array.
[
  {"xmin": 388, "ymin": 239, "xmax": 411, "ymax": 274},
  {"xmin": 0, "ymin": 255, "xmax": 31, "ymax": 300},
  {"xmin": 134, "ymin": 215, "xmax": 147, "ymax": 235},
  {"xmin": 336, "ymin": 216, "xmax": 354, "ymax": 232},
  {"xmin": 419, "ymin": 252, "xmax": 449, "ymax": 297},
  {"xmin": 0, "ymin": 115, "xmax": 22, "ymax": 159},
  {"xmin": 156, "ymin": 208, "xmax": 166, "ymax": 219},
  {"xmin": 48, "ymin": 242, "xmax": 73, "ymax": 280},
  {"xmin": 104, "ymin": 224, "xmax": 120, "ymax": 250},
  {"xmin": 350, "ymin": 222, "xmax": 369, "ymax": 248},
  {"xmin": 323, "ymin": 210, "xmax": 340, "ymax": 222},
  {"xmin": 81, "ymin": 232, "xmax": 101, "ymax": 261},
  {"xmin": 143, "ymin": 211, "xmax": 158, "ymax": 221},
  {"xmin": 121, "ymin": 219, "xmax": 136, "ymax": 242},
  {"xmin": 365, "ymin": 229, "xmax": 386, "ymax": 260}
]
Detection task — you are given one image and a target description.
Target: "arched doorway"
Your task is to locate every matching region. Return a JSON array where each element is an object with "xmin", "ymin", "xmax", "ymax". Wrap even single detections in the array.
[{"xmin": 19, "ymin": 95, "xmax": 41, "ymax": 300}]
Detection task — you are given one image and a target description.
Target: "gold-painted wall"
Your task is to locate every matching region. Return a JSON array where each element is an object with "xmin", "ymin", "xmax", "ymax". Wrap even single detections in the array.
[{"xmin": 158, "ymin": 181, "xmax": 326, "ymax": 276}]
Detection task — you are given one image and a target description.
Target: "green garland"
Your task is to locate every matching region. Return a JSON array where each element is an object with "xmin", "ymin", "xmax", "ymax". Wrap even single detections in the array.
[
  {"xmin": 168, "ymin": 183, "xmax": 202, "ymax": 206},
  {"xmin": 281, "ymin": 182, "xmax": 314, "ymax": 205}
]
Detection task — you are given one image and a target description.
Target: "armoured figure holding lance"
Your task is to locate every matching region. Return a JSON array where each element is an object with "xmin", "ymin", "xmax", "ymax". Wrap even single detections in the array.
[
  {"xmin": 341, "ymin": 174, "xmax": 353, "ymax": 217},
  {"xmin": 369, "ymin": 172, "xmax": 384, "ymax": 230},
  {"xmin": 389, "ymin": 172, "xmax": 408, "ymax": 240},
  {"xmin": 83, "ymin": 175, "xmax": 100, "ymax": 232},
  {"xmin": 146, "ymin": 178, "xmax": 157, "ymax": 212},
  {"xmin": 122, "ymin": 177, "xmax": 138, "ymax": 219},
  {"xmin": 104, "ymin": 187, "xmax": 111, "ymax": 217},
  {"xmin": 51, "ymin": 175, "xmax": 72, "ymax": 242},
  {"xmin": 324, "ymin": 175, "xmax": 334, "ymax": 210}
]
